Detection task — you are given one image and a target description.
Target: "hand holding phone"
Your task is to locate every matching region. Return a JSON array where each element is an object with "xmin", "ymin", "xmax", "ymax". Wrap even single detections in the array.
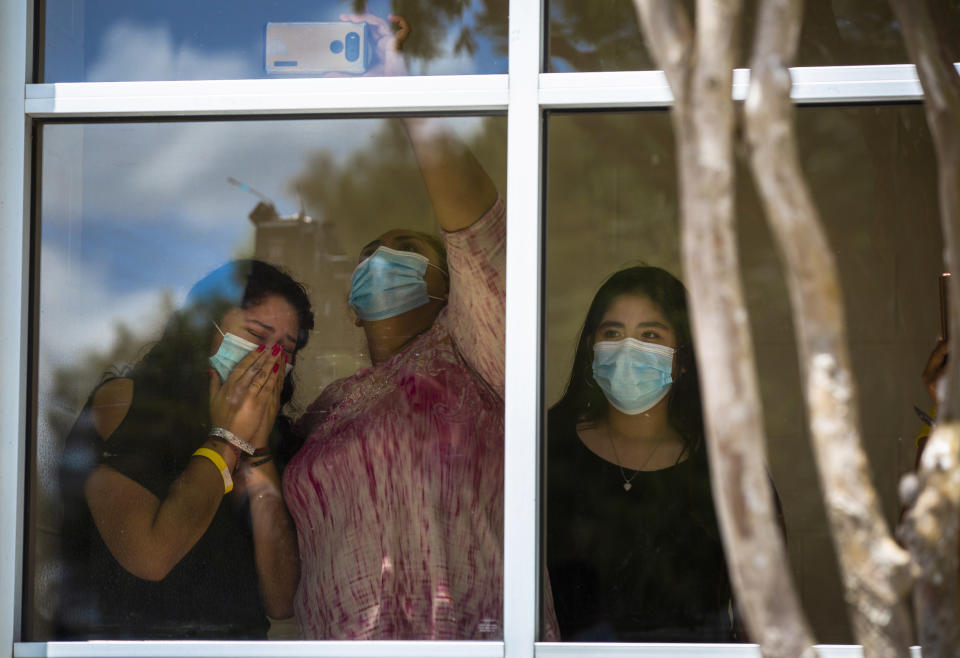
[{"xmin": 939, "ymin": 272, "xmax": 950, "ymax": 341}]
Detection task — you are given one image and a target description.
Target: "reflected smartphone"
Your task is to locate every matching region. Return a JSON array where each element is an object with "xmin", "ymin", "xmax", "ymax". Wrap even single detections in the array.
[
  {"xmin": 266, "ymin": 22, "xmax": 372, "ymax": 75},
  {"xmin": 940, "ymin": 272, "xmax": 951, "ymax": 341}
]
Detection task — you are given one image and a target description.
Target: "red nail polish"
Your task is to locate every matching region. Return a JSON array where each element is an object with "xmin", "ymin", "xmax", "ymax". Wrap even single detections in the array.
[
  {"xmin": 272, "ymin": 363, "xmax": 280, "ymax": 373},
  {"xmin": 272, "ymin": 344, "xmax": 281, "ymax": 355},
  {"xmin": 257, "ymin": 344, "xmax": 266, "ymax": 352}
]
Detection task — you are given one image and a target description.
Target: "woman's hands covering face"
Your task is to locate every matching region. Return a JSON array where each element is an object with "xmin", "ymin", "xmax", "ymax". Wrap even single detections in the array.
[{"xmin": 209, "ymin": 344, "xmax": 287, "ymax": 451}]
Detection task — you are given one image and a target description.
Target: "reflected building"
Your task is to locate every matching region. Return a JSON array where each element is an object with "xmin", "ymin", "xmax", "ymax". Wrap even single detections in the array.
[{"xmin": 248, "ymin": 200, "xmax": 365, "ymax": 397}]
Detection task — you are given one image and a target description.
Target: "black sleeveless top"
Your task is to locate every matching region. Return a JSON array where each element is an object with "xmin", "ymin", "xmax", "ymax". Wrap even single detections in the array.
[
  {"xmin": 546, "ymin": 414, "xmax": 736, "ymax": 642},
  {"xmin": 56, "ymin": 380, "xmax": 269, "ymax": 639}
]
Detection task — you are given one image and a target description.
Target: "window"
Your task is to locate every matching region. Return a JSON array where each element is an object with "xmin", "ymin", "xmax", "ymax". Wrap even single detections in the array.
[
  {"xmin": 547, "ymin": 0, "xmax": 960, "ymax": 72},
  {"xmin": 1, "ymin": 0, "xmax": 955, "ymax": 655},
  {"xmin": 29, "ymin": 116, "xmax": 507, "ymax": 642},
  {"xmin": 42, "ymin": 0, "xmax": 508, "ymax": 82},
  {"xmin": 542, "ymin": 106, "xmax": 941, "ymax": 644}
]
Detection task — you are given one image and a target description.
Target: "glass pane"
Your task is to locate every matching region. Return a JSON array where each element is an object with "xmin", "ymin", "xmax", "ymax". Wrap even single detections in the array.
[
  {"xmin": 29, "ymin": 115, "xmax": 507, "ymax": 640},
  {"xmin": 547, "ymin": 0, "xmax": 960, "ymax": 72},
  {"xmin": 542, "ymin": 105, "xmax": 941, "ymax": 642},
  {"xmin": 42, "ymin": 0, "xmax": 508, "ymax": 82}
]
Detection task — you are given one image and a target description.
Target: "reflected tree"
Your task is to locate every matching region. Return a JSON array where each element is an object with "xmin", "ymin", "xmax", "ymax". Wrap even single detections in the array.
[
  {"xmin": 291, "ymin": 117, "xmax": 506, "ymax": 257},
  {"xmin": 549, "ymin": 0, "xmax": 959, "ymax": 72},
  {"xmin": 347, "ymin": 0, "xmax": 507, "ymax": 68}
]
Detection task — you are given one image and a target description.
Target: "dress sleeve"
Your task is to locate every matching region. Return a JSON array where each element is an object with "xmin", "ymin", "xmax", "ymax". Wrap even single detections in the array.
[{"xmin": 442, "ymin": 196, "xmax": 506, "ymax": 398}]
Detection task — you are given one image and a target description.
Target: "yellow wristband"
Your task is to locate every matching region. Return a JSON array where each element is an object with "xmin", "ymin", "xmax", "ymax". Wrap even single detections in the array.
[{"xmin": 193, "ymin": 447, "xmax": 233, "ymax": 494}]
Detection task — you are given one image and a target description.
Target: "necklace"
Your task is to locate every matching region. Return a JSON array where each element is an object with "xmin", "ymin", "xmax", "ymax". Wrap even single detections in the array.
[{"xmin": 605, "ymin": 428, "xmax": 666, "ymax": 491}]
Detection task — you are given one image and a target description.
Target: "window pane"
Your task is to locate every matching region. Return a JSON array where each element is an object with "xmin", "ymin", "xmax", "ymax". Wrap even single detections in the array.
[
  {"xmin": 547, "ymin": 0, "xmax": 960, "ymax": 72},
  {"xmin": 29, "ymin": 115, "xmax": 507, "ymax": 640},
  {"xmin": 42, "ymin": 0, "xmax": 508, "ymax": 82},
  {"xmin": 542, "ymin": 105, "xmax": 941, "ymax": 642}
]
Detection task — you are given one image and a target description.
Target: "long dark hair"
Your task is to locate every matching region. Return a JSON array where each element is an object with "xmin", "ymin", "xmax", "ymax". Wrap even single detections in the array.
[
  {"xmin": 550, "ymin": 266, "xmax": 704, "ymax": 454},
  {"xmin": 132, "ymin": 260, "xmax": 314, "ymax": 467}
]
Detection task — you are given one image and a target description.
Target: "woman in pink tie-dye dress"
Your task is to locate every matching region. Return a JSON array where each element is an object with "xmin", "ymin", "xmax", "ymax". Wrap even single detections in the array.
[{"xmin": 282, "ymin": 109, "xmax": 543, "ymax": 639}]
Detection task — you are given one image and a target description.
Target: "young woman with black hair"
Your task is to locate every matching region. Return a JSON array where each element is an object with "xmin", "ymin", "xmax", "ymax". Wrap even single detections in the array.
[
  {"xmin": 57, "ymin": 260, "xmax": 313, "ymax": 639},
  {"xmin": 546, "ymin": 265, "xmax": 739, "ymax": 642}
]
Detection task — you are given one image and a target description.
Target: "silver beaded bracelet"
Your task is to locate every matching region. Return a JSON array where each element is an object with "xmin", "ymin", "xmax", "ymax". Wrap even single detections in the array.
[{"xmin": 209, "ymin": 427, "xmax": 255, "ymax": 455}]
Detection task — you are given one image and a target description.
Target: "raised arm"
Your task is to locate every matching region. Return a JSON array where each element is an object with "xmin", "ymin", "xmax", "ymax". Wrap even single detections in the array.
[
  {"xmin": 341, "ymin": 12, "xmax": 499, "ymax": 231},
  {"xmin": 403, "ymin": 117, "xmax": 499, "ymax": 232}
]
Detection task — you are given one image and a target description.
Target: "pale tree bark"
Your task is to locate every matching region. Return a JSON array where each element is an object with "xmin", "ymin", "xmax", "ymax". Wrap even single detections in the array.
[
  {"xmin": 889, "ymin": 1, "xmax": 960, "ymax": 655},
  {"xmin": 743, "ymin": 1, "xmax": 914, "ymax": 656},
  {"xmin": 632, "ymin": 2, "xmax": 816, "ymax": 656}
]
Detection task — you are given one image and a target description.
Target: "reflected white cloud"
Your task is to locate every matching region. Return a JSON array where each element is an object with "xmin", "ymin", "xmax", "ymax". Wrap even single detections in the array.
[
  {"xmin": 42, "ymin": 120, "xmax": 384, "ymax": 235},
  {"xmin": 38, "ymin": 244, "xmax": 180, "ymax": 370},
  {"xmin": 44, "ymin": 20, "xmax": 494, "ymax": 237},
  {"xmin": 87, "ymin": 22, "xmax": 250, "ymax": 82}
]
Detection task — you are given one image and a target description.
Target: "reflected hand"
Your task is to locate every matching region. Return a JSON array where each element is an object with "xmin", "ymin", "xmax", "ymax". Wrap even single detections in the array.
[
  {"xmin": 210, "ymin": 345, "xmax": 285, "ymax": 451},
  {"xmin": 338, "ymin": 12, "xmax": 410, "ymax": 77},
  {"xmin": 921, "ymin": 338, "xmax": 949, "ymax": 404}
]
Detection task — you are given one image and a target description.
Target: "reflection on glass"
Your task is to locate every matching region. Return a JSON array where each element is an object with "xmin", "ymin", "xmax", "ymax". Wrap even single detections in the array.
[
  {"xmin": 547, "ymin": 0, "xmax": 960, "ymax": 72},
  {"xmin": 543, "ymin": 106, "xmax": 943, "ymax": 642},
  {"xmin": 42, "ymin": 0, "xmax": 508, "ymax": 82},
  {"xmin": 30, "ymin": 116, "xmax": 508, "ymax": 640}
]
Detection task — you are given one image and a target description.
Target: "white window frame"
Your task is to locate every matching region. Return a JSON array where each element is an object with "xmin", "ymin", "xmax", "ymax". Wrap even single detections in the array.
[{"xmin": 0, "ymin": 0, "xmax": 947, "ymax": 656}]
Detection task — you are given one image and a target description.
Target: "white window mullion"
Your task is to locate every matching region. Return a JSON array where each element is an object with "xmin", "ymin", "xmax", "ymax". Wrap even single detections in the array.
[
  {"xmin": 14, "ymin": 641, "xmax": 504, "ymax": 658},
  {"xmin": 538, "ymin": 64, "xmax": 960, "ymax": 109},
  {"xmin": 1, "ymin": 0, "xmax": 31, "ymax": 649},
  {"xmin": 503, "ymin": 1, "xmax": 544, "ymax": 657},
  {"xmin": 24, "ymin": 75, "xmax": 509, "ymax": 118}
]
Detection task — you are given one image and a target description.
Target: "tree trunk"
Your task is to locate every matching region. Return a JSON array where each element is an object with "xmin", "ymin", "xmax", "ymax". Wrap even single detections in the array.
[
  {"xmin": 632, "ymin": 2, "xmax": 816, "ymax": 655},
  {"xmin": 743, "ymin": 1, "xmax": 914, "ymax": 656},
  {"xmin": 889, "ymin": 1, "xmax": 960, "ymax": 655}
]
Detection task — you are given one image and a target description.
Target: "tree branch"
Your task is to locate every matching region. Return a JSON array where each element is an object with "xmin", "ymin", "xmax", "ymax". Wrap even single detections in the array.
[
  {"xmin": 635, "ymin": 1, "xmax": 817, "ymax": 655},
  {"xmin": 745, "ymin": 2, "xmax": 914, "ymax": 656},
  {"xmin": 632, "ymin": 0, "xmax": 694, "ymax": 105},
  {"xmin": 888, "ymin": 1, "xmax": 960, "ymax": 654}
]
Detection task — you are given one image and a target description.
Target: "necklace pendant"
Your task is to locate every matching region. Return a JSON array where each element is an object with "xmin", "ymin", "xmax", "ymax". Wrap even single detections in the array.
[{"xmin": 623, "ymin": 482, "xmax": 632, "ymax": 491}]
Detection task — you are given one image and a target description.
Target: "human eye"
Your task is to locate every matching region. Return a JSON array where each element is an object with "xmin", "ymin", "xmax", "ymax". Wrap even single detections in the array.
[
  {"xmin": 398, "ymin": 240, "xmax": 422, "ymax": 254},
  {"xmin": 601, "ymin": 328, "xmax": 623, "ymax": 340},
  {"xmin": 641, "ymin": 329, "xmax": 662, "ymax": 340}
]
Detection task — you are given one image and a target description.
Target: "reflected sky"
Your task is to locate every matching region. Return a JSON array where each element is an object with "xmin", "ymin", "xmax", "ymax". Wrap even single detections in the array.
[
  {"xmin": 38, "ymin": 116, "xmax": 493, "ymax": 389},
  {"xmin": 44, "ymin": 0, "xmax": 507, "ymax": 81}
]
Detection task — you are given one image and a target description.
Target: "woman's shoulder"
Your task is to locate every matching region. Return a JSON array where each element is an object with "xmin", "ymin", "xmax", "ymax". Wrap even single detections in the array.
[
  {"xmin": 90, "ymin": 378, "xmax": 134, "ymax": 441},
  {"xmin": 294, "ymin": 376, "xmax": 353, "ymax": 437}
]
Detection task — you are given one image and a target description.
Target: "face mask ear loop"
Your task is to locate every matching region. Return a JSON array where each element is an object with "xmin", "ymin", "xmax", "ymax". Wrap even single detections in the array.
[
  {"xmin": 426, "ymin": 263, "xmax": 450, "ymax": 304},
  {"xmin": 426, "ymin": 262, "xmax": 449, "ymax": 278},
  {"xmin": 212, "ymin": 321, "xmax": 226, "ymax": 337}
]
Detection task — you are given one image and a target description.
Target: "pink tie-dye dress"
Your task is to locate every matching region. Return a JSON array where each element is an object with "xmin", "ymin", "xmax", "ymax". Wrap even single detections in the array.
[{"xmin": 284, "ymin": 198, "xmax": 511, "ymax": 639}]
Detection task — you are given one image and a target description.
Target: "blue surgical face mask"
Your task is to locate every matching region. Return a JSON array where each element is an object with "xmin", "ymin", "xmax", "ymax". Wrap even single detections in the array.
[
  {"xmin": 592, "ymin": 337, "xmax": 674, "ymax": 415},
  {"xmin": 348, "ymin": 245, "xmax": 446, "ymax": 321},
  {"xmin": 209, "ymin": 322, "xmax": 293, "ymax": 382}
]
